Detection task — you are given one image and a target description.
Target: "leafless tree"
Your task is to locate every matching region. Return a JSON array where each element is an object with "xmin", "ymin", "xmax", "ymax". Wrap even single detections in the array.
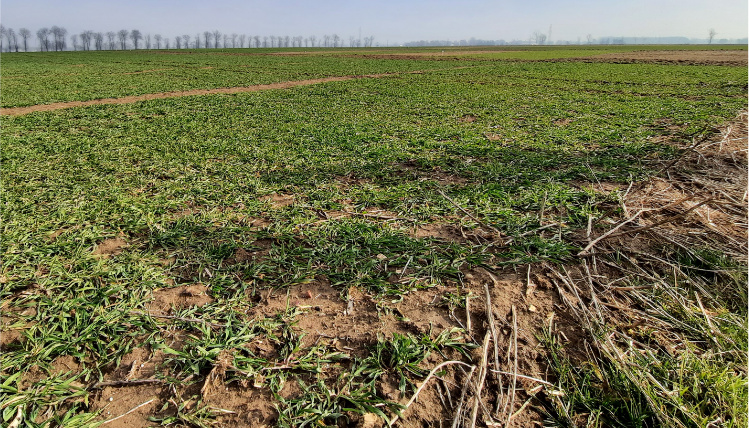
[
  {"xmin": 106, "ymin": 31, "xmax": 116, "ymax": 50},
  {"xmin": 130, "ymin": 29, "xmax": 142, "ymax": 49},
  {"xmin": 183, "ymin": 35, "xmax": 190, "ymax": 49},
  {"xmin": 145, "ymin": 34, "xmax": 151, "ymax": 49},
  {"xmin": 323, "ymin": 34, "xmax": 330, "ymax": 47},
  {"xmin": 51, "ymin": 26, "xmax": 68, "ymax": 51},
  {"xmin": 154, "ymin": 34, "xmax": 162, "ymax": 49},
  {"xmin": 0, "ymin": 25, "xmax": 5, "ymax": 52},
  {"xmin": 708, "ymin": 28, "xmax": 717, "ymax": 44},
  {"xmin": 195, "ymin": 33, "xmax": 201, "ymax": 48},
  {"xmin": 117, "ymin": 29, "xmax": 129, "ymax": 49},
  {"xmin": 70, "ymin": 34, "xmax": 79, "ymax": 51},
  {"xmin": 19, "ymin": 28, "xmax": 31, "ymax": 51},
  {"xmin": 212, "ymin": 30, "xmax": 221, "ymax": 48},
  {"xmin": 238, "ymin": 34, "xmax": 246, "ymax": 48},
  {"xmin": 165, "ymin": 38, "xmax": 170, "ymax": 49},
  {"xmin": 309, "ymin": 35, "xmax": 317, "ymax": 47},
  {"xmin": 586, "ymin": 34, "xmax": 594, "ymax": 44},
  {"xmin": 532, "ymin": 31, "xmax": 547, "ymax": 45},
  {"xmin": 174, "ymin": 36, "xmax": 181, "ymax": 49},
  {"xmin": 7, "ymin": 28, "xmax": 18, "ymax": 52},
  {"xmin": 80, "ymin": 30, "xmax": 93, "ymax": 50},
  {"xmin": 223, "ymin": 34, "xmax": 228, "ymax": 48},
  {"xmin": 203, "ymin": 31, "xmax": 211, "ymax": 49},
  {"xmin": 37, "ymin": 27, "xmax": 50, "ymax": 51},
  {"xmin": 94, "ymin": 32, "xmax": 104, "ymax": 50},
  {"xmin": 364, "ymin": 35, "xmax": 375, "ymax": 47},
  {"xmin": 332, "ymin": 34, "xmax": 340, "ymax": 47}
]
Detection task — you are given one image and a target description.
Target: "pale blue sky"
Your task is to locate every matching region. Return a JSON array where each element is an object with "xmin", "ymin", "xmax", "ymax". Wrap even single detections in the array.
[{"xmin": 2, "ymin": 0, "xmax": 747, "ymax": 44}]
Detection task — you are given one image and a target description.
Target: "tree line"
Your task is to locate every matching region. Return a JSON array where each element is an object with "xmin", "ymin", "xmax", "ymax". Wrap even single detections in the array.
[{"xmin": 0, "ymin": 25, "xmax": 375, "ymax": 52}]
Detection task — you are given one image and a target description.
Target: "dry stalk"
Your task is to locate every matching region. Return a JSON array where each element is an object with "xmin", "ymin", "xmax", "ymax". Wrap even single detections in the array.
[
  {"xmin": 451, "ymin": 366, "xmax": 477, "ymax": 428},
  {"xmin": 469, "ymin": 332, "xmax": 492, "ymax": 428},
  {"xmin": 503, "ymin": 305, "xmax": 519, "ymax": 428},
  {"xmin": 389, "ymin": 360, "xmax": 474, "ymax": 427},
  {"xmin": 437, "ymin": 189, "xmax": 503, "ymax": 237},
  {"xmin": 90, "ymin": 378, "xmax": 162, "ymax": 389},
  {"xmin": 577, "ymin": 208, "xmax": 649, "ymax": 256},
  {"xmin": 101, "ymin": 398, "xmax": 156, "ymax": 425},
  {"xmin": 131, "ymin": 311, "xmax": 227, "ymax": 328},
  {"xmin": 483, "ymin": 283, "xmax": 504, "ymax": 417},
  {"xmin": 603, "ymin": 198, "xmax": 714, "ymax": 240},
  {"xmin": 465, "ymin": 294, "xmax": 472, "ymax": 335}
]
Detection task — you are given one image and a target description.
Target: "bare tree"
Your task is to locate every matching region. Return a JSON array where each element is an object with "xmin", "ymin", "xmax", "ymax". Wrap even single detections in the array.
[
  {"xmin": 532, "ymin": 31, "xmax": 547, "ymax": 45},
  {"xmin": 94, "ymin": 32, "xmax": 104, "ymax": 50},
  {"xmin": 364, "ymin": 35, "xmax": 374, "ymax": 47},
  {"xmin": 154, "ymin": 34, "xmax": 162, "ymax": 49},
  {"xmin": 106, "ymin": 31, "xmax": 116, "ymax": 50},
  {"xmin": 183, "ymin": 35, "xmax": 190, "ymax": 49},
  {"xmin": 708, "ymin": 28, "xmax": 717, "ymax": 44},
  {"xmin": 231, "ymin": 33, "xmax": 237, "ymax": 48},
  {"xmin": 175, "ymin": 35, "xmax": 181, "ymax": 49},
  {"xmin": 238, "ymin": 34, "xmax": 246, "ymax": 48},
  {"xmin": 332, "ymin": 34, "xmax": 340, "ymax": 47},
  {"xmin": 130, "ymin": 29, "xmax": 142, "ymax": 49},
  {"xmin": 19, "ymin": 28, "xmax": 31, "ymax": 51},
  {"xmin": 145, "ymin": 34, "xmax": 151, "ymax": 49},
  {"xmin": 0, "ymin": 25, "xmax": 5, "ymax": 52},
  {"xmin": 7, "ymin": 28, "xmax": 18, "ymax": 52},
  {"xmin": 51, "ymin": 26, "xmax": 68, "ymax": 51},
  {"xmin": 323, "ymin": 34, "xmax": 330, "ymax": 47},
  {"xmin": 212, "ymin": 30, "xmax": 221, "ymax": 48},
  {"xmin": 263, "ymin": 36, "xmax": 268, "ymax": 48},
  {"xmin": 270, "ymin": 35, "xmax": 276, "ymax": 48},
  {"xmin": 165, "ymin": 38, "xmax": 170, "ymax": 49},
  {"xmin": 37, "ymin": 27, "xmax": 50, "ymax": 51},
  {"xmin": 309, "ymin": 35, "xmax": 317, "ymax": 47},
  {"xmin": 223, "ymin": 33, "xmax": 228, "ymax": 48},
  {"xmin": 80, "ymin": 30, "xmax": 93, "ymax": 50},
  {"xmin": 117, "ymin": 29, "xmax": 129, "ymax": 49},
  {"xmin": 195, "ymin": 33, "xmax": 201, "ymax": 48},
  {"xmin": 203, "ymin": 31, "xmax": 211, "ymax": 49},
  {"xmin": 70, "ymin": 34, "xmax": 78, "ymax": 51},
  {"xmin": 586, "ymin": 34, "xmax": 594, "ymax": 44}
]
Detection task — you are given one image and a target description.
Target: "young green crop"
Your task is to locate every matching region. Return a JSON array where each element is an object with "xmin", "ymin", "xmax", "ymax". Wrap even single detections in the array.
[{"xmin": 1, "ymin": 50, "xmax": 746, "ymax": 427}]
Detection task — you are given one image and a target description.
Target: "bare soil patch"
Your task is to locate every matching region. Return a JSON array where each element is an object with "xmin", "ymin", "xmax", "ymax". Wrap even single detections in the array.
[
  {"xmin": 148, "ymin": 284, "xmax": 214, "ymax": 314},
  {"xmin": 92, "ymin": 236, "xmax": 128, "ymax": 258},
  {"xmin": 0, "ymin": 75, "xmax": 388, "ymax": 116},
  {"xmin": 122, "ymin": 68, "xmax": 171, "ymax": 75},
  {"xmin": 565, "ymin": 49, "xmax": 748, "ymax": 66},
  {"xmin": 260, "ymin": 193, "xmax": 295, "ymax": 208}
]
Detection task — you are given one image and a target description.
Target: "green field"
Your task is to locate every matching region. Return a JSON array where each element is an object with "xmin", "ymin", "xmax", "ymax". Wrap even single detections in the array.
[{"xmin": 2, "ymin": 46, "xmax": 747, "ymax": 427}]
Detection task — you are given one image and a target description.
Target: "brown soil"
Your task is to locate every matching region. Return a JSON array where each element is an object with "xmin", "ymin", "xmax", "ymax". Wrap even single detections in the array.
[
  {"xmin": 260, "ymin": 193, "xmax": 295, "ymax": 208},
  {"xmin": 147, "ymin": 284, "xmax": 214, "ymax": 314},
  {"xmin": 0, "ymin": 74, "xmax": 396, "ymax": 116},
  {"xmin": 122, "ymin": 68, "xmax": 171, "ymax": 75},
  {"xmin": 566, "ymin": 49, "xmax": 748, "ymax": 66},
  {"xmin": 92, "ymin": 236, "xmax": 128, "ymax": 258}
]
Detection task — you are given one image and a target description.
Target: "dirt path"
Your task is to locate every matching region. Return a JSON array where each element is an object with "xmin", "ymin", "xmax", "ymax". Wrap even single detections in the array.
[{"xmin": 0, "ymin": 74, "xmax": 392, "ymax": 116}]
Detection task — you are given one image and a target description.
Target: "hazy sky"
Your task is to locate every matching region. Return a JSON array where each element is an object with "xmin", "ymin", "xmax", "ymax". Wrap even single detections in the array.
[{"xmin": 2, "ymin": 0, "xmax": 747, "ymax": 44}]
